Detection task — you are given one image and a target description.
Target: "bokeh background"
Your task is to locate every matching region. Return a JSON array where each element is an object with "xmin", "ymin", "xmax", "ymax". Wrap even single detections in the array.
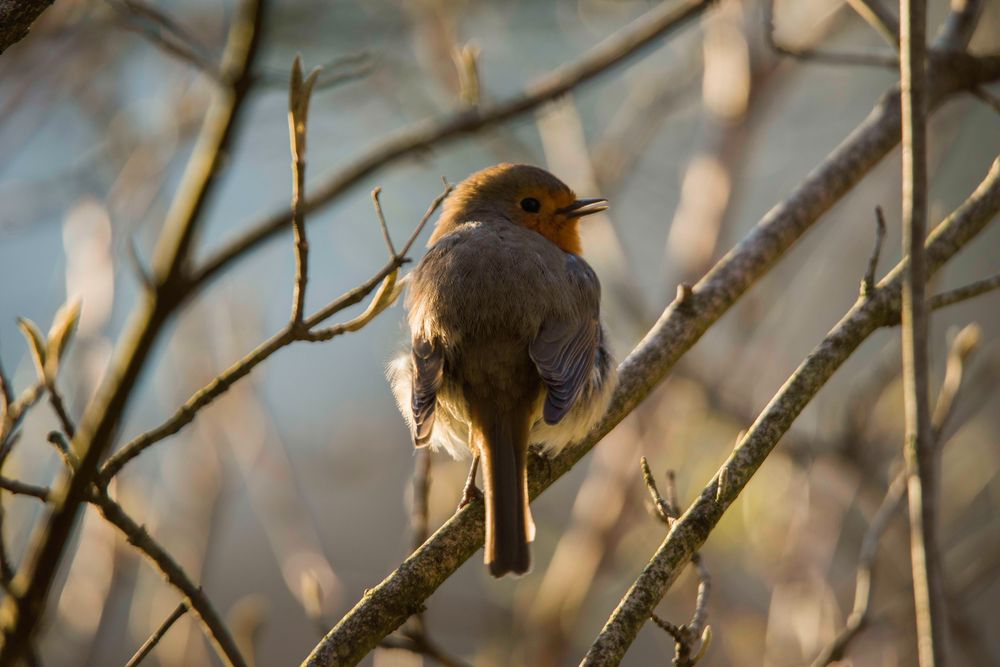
[{"xmin": 1, "ymin": 0, "xmax": 999, "ymax": 665}]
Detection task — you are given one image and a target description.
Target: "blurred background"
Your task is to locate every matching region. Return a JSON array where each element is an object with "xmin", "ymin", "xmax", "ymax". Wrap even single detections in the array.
[{"xmin": 1, "ymin": 0, "xmax": 999, "ymax": 665}]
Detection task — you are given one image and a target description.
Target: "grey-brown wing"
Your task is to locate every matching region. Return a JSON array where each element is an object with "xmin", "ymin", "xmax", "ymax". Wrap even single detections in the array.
[
  {"xmin": 529, "ymin": 255, "xmax": 602, "ymax": 425},
  {"xmin": 411, "ymin": 336, "xmax": 443, "ymax": 447}
]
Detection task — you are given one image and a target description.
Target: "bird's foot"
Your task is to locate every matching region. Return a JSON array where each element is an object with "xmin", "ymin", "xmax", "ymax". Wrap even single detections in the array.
[
  {"xmin": 457, "ymin": 453, "xmax": 482, "ymax": 510},
  {"xmin": 457, "ymin": 483, "xmax": 483, "ymax": 510}
]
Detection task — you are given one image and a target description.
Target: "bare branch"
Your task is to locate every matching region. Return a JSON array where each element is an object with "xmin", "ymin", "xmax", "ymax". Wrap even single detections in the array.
[
  {"xmin": 845, "ymin": 0, "xmax": 900, "ymax": 49},
  {"xmin": 812, "ymin": 323, "xmax": 981, "ymax": 665},
  {"xmin": 110, "ymin": 0, "xmax": 222, "ymax": 82},
  {"xmin": 931, "ymin": 323, "xmax": 981, "ymax": 439},
  {"xmin": 971, "ymin": 86, "xmax": 1000, "ymax": 115},
  {"xmin": 640, "ymin": 462, "xmax": 712, "ymax": 666},
  {"xmin": 289, "ymin": 55, "xmax": 322, "ymax": 325},
  {"xmin": 640, "ymin": 457, "xmax": 674, "ymax": 523},
  {"xmin": 370, "ymin": 188, "xmax": 397, "ymax": 258},
  {"xmin": 861, "ymin": 206, "xmax": 888, "ymax": 297},
  {"xmin": 45, "ymin": 431, "xmax": 79, "ymax": 471},
  {"xmin": 810, "ymin": 473, "xmax": 907, "ymax": 666},
  {"xmin": 0, "ymin": 477, "xmax": 50, "ymax": 501},
  {"xmin": 89, "ymin": 491, "xmax": 247, "ymax": 667},
  {"xmin": 124, "ymin": 601, "xmax": 189, "ymax": 667},
  {"xmin": 900, "ymin": 0, "xmax": 948, "ymax": 661},
  {"xmin": 929, "ymin": 271, "xmax": 1000, "ymax": 310},
  {"xmin": 934, "ymin": 0, "xmax": 984, "ymax": 51},
  {"xmin": 765, "ymin": 0, "xmax": 898, "ymax": 68}
]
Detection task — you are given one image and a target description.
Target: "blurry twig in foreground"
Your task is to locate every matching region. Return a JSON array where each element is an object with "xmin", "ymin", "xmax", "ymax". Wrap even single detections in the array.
[
  {"xmin": 302, "ymin": 35, "xmax": 1000, "ymax": 658},
  {"xmin": 898, "ymin": 0, "xmax": 947, "ymax": 662},
  {"xmin": 845, "ymin": 0, "xmax": 900, "ymax": 48},
  {"xmin": 124, "ymin": 601, "xmax": 189, "ymax": 667},
  {"xmin": 971, "ymin": 87, "xmax": 1000, "ymax": 115},
  {"xmin": 934, "ymin": 0, "xmax": 983, "ymax": 51},
  {"xmin": 811, "ymin": 324, "xmax": 981, "ymax": 665},
  {"xmin": 764, "ymin": 0, "xmax": 898, "ymax": 68},
  {"xmin": 641, "ymin": 458, "xmax": 711, "ymax": 667},
  {"xmin": 111, "ymin": 0, "xmax": 375, "ymax": 90},
  {"xmin": 0, "ymin": 1, "xmax": 265, "ymax": 662}
]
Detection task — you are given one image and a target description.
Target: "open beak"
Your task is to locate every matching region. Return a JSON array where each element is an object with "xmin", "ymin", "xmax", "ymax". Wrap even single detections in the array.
[{"xmin": 557, "ymin": 198, "xmax": 608, "ymax": 218}]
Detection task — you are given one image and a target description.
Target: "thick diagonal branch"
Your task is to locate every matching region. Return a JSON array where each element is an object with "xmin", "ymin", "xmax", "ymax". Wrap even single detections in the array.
[{"xmin": 580, "ymin": 158, "xmax": 1000, "ymax": 665}]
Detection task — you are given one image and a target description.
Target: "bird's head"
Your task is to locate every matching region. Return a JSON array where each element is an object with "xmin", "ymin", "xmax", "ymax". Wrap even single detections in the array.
[{"xmin": 430, "ymin": 163, "xmax": 608, "ymax": 254}]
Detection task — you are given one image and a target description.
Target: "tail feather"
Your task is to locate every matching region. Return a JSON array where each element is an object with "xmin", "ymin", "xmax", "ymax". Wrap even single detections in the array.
[{"xmin": 475, "ymin": 410, "xmax": 533, "ymax": 577}]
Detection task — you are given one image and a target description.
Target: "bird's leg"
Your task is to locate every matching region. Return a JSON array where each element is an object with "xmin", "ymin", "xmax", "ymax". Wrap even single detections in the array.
[{"xmin": 457, "ymin": 453, "xmax": 482, "ymax": 510}]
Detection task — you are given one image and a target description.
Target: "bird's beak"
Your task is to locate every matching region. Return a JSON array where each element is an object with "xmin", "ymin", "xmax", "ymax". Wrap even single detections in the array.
[{"xmin": 557, "ymin": 198, "xmax": 608, "ymax": 218}]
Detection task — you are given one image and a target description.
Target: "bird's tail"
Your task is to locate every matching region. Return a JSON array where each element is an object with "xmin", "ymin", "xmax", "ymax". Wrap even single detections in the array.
[{"xmin": 472, "ymin": 407, "xmax": 534, "ymax": 577}]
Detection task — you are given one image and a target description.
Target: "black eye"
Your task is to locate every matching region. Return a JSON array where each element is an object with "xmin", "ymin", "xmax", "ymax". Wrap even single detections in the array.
[{"xmin": 520, "ymin": 197, "xmax": 541, "ymax": 213}]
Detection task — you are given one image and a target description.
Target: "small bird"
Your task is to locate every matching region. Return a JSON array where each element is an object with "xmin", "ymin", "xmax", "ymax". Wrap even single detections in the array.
[{"xmin": 389, "ymin": 164, "xmax": 616, "ymax": 577}]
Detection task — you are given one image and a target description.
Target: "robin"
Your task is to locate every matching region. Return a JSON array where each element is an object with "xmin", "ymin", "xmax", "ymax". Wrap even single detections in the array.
[{"xmin": 389, "ymin": 163, "xmax": 616, "ymax": 577}]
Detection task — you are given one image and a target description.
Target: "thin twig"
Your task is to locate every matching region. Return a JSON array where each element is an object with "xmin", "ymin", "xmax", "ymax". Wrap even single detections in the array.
[
  {"xmin": 764, "ymin": 0, "xmax": 898, "ymax": 68},
  {"xmin": 379, "ymin": 632, "xmax": 473, "ymax": 667},
  {"xmin": 900, "ymin": 0, "xmax": 947, "ymax": 661},
  {"xmin": 640, "ymin": 457, "xmax": 674, "ymax": 523},
  {"xmin": 0, "ymin": 358, "xmax": 12, "ymax": 423},
  {"xmin": 89, "ymin": 492, "xmax": 247, "ymax": 667},
  {"xmin": 810, "ymin": 473, "xmax": 907, "ymax": 666},
  {"xmin": 124, "ymin": 601, "xmax": 189, "ymax": 667},
  {"xmin": 0, "ymin": 477, "xmax": 50, "ymax": 501},
  {"xmin": 46, "ymin": 383, "xmax": 75, "ymax": 441},
  {"xmin": 371, "ymin": 188, "xmax": 397, "ymax": 258},
  {"xmin": 934, "ymin": 0, "xmax": 984, "ymax": 51},
  {"xmin": 929, "ymin": 271, "xmax": 1000, "ymax": 310},
  {"xmin": 289, "ymin": 55, "xmax": 321, "ymax": 325},
  {"xmin": 0, "ymin": 475, "xmax": 247, "ymax": 667},
  {"xmin": 812, "ymin": 323, "xmax": 981, "ymax": 665},
  {"xmin": 99, "ymin": 182, "xmax": 451, "ymax": 482},
  {"xmin": 931, "ymin": 323, "xmax": 981, "ymax": 439},
  {"xmin": 845, "ymin": 0, "xmax": 900, "ymax": 49},
  {"xmin": 45, "ymin": 431, "xmax": 79, "ymax": 472},
  {"xmin": 639, "ymin": 460, "xmax": 711, "ymax": 666},
  {"xmin": 861, "ymin": 206, "xmax": 888, "ymax": 297},
  {"xmin": 255, "ymin": 52, "xmax": 375, "ymax": 90},
  {"xmin": 39, "ymin": 390, "xmax": 242, "ymax": 667},
  {"xmin": 970, "ymin": 87, "xmax": 1000, "ymax": 115},
  {"xmin": 0, "ymin": 381, "xmax": 45, "ymax": 460}
]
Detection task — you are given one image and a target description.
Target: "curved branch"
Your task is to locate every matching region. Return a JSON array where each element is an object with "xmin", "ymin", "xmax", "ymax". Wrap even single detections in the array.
[
  {"xmin": 300, "ymin": 50, "xmax": 1000, "ymax": 667},
  {"xmin": 187, "ymin": 0, "xmax": 717, "ymax": 293},
  {"xmin": 581, "ymin": 157, "xmax": 1000, "ymax": 665}
]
